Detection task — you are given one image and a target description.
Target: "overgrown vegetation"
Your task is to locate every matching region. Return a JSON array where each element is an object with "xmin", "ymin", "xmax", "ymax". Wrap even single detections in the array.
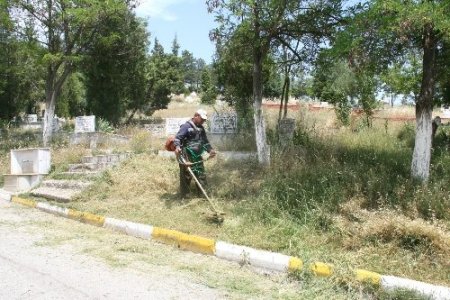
[{"xmin": 4, "ymin": 105, "xmax": 449, "ymax": 297}]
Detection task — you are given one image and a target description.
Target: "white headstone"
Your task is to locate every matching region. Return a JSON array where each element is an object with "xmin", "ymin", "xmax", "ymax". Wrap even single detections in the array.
[
  {"xmin": 442, "ymin": 108, "xmax": 450, "ymax": 118},
  {"xmin": 210, "ymin": 112, "xmax": 238, "ymax": 134},
  {"xmin": 25, "ymin": 114, "xmax": 38, "ymax": 123},
  {"xmin": 165, "ymin": 118, "xmax": 190, "ymax": 135},
  {"xmin": 75, "ymin": 116, "xmax": 96, "ymax": 133}
]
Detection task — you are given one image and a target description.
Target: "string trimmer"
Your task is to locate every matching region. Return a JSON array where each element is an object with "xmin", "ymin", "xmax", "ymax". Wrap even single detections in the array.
[{"xmin": 177, "ymin": 154, "xmax": 225, "ymax": 224}]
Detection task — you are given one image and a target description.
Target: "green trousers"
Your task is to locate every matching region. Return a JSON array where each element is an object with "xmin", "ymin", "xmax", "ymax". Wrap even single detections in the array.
[{"xmin": 179, "ymin": 151, "xmax": 207, "ymax": 197}]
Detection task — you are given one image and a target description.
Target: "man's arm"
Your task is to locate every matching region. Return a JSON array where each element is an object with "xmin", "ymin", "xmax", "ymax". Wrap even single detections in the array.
[
  {"xmin": 201, "ymin": 128, "xmax": 216, "ymax": 158},
  {"xmin": 174, "ymin": 123, "xmax": 190, "ymax": 155}
]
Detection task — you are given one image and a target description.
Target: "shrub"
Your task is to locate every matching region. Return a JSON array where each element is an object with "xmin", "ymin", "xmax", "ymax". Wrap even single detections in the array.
[
  {"xmin": 96, "ymin": 117, "xmax": 114, "ymax": 133},
  {"xmin": 130, "ymin": 130, "xmax": 151, "ymax": 154}
]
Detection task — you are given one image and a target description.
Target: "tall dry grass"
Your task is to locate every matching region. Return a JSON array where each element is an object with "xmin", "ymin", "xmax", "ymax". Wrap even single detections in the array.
[{"xmin": 19, "ymin": 103, "xmax": 450, "ymax": 293}]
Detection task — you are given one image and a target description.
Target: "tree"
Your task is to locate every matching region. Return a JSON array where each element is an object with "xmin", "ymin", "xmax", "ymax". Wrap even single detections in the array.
[
  {"xmin": 181, "ymin": 50, "xmax": 197, "ymax": 91},
  {"xmin": 171, "ymin": 35, "xmax": 180, "ymax": 56},
  {"xmin": 213, "ymin": 27, "xmax": 265, "ymax": 130},
  {"xmin": 11, "ymin": 0, "xmax": 133, "ymax": 145},
  {"xmin": 144, "ymin": 39, "xmax": 178, "ymax": 114},
  {"xmin": 435, "ymin": 40, "xmax": 450, "ymax": 106},
  {"xmin": 346, "ymin": 1, "xmax": 450, "ymax": 182},
  {"xmin": 84, "ymin": 8, "xmax": 149, "ymax": 125},
  {"xmin": 380, "ymin": 50, "xmax": 422, "ymax": 106},
  {"xmin": 313, "ymin": 57, "xmax": 357, "ymax": 125},
  {"xmin": 56, "ymin": 72, "xmax": 86, "ymax": 118},
  {"xmin": 208, "ymin": 0, "xmax": 344, "ymax": 165},
  {"xmin": 200, "ymin": 66, "xmax": 217, "ymax": 104},
  {"xmin": 0, "ymin": 1, "xmax": 44, "ymax": 121},
  {"xmin": 195, "ymin": 58, "xmax": 207, "ymax": 91},
  {"xmin": 291, "ymin": 72, "xmax": 314, "ymax": 100},
  {"xmin": 167, "ymin": 54, "xmax": 185, "ymax": 95}
]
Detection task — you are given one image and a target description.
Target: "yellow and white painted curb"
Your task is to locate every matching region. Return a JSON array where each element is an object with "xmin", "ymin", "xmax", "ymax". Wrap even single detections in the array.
[
  {"xmin": 0, "ymin": 188, "xmax": 13, "ymax": 202},
  {"xmin": 8, "ymin": 196, "xmax": 450, "ymax": 300}
]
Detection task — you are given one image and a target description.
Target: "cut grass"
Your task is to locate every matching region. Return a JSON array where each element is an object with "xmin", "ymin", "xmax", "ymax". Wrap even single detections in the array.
[
  {"xmin": 44, "ymin": 151, "xmax": 450, "ymax": 288},
  {"xmin": 5, "ymin": 103, "xmax": 450, "ymax": 297}
]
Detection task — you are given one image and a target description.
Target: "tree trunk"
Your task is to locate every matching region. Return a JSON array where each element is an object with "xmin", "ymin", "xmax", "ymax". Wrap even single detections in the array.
[
  {"xmin": 43, "ymin": 64, "xmax": 57, "ymax": 146},
  {"xmin": 411, "ymin": 24, "xmax": 436, "ymax": 182},
  {"xmin": 42, "ymin": 63, "xmax": 71, "ymax": 146},
  {"xmin": 252, "ymin": 3, "xmax": 270, "ymax": 166},
  {"xmin": 43, "ymin": 91, "xmax": 57, "ymax": 146},
  {"xmin": 125, "ymin": 107, "xmax": 139, "ymax": 125},
  {"xmin": 253, "ymin": 51, "xmax": 270, "ymax": 165},
  {"xmin": 283, "ymin": 75, "xmax": 290, "ymax": 119},
  {"xmin": 278, "ymin": 78, "xmax": 287, "ymax": 123}
]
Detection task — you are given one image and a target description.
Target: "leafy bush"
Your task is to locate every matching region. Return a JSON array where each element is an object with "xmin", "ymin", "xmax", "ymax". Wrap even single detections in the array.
[
  {"xmin": 96, "ymin": 117, "xmax": 114, "ymax": 133},
  {"xmin": 200, "ymin": 88, "xmax": 217, "ymax": 104}
]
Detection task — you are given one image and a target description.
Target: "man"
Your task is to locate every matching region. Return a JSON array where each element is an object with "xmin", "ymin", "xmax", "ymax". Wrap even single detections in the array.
[{"xmin": 174, "ymin": 109, "xmax": 216, "ymax": 198}]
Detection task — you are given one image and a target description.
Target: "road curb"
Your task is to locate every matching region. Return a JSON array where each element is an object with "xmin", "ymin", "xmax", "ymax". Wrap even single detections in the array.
[{"xmin": 9, "ymin": 196, "xmax": 450, "ymax": 300}]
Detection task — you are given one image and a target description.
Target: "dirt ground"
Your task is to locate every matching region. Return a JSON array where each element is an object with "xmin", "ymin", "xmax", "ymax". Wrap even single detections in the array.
[{"xmin": 0, "ymin": 199, "xmax": 324, "ymax": 300}]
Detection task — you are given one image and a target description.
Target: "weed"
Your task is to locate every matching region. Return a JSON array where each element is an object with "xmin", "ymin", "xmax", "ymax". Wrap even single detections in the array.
[
  {"xmin": 377, "ymin": 289, "xmax": 432, "ymax": 300},
  {"xmin": 0, "ymin": 129, "xmax": 41, "ymax": 152},
  {"xmin": 130, "ymin": 129, "xmax": 152, "ymax": 154},
  {"xmin": 397, "ymin": 122, "xmax": 415, "ymax": 148}
]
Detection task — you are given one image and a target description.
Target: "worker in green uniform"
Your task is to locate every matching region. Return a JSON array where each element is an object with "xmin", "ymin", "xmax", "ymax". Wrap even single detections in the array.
[{"xmin": 174, "ymin": 109, "xmax": 216, "ymax": 198}]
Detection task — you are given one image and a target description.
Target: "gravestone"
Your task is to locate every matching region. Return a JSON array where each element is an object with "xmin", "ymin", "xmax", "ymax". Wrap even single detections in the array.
[
  {"xmin": 75, "ymin": 116, "xmax": 96, "ymax": 133},
  {"xmin": 165, "ymin": 118, "xmax": 189, "ymax": 135},
  {"xmin": 210, "ymin": 112, "xmax": 238, "ymax": 134},
  {"xmin": 442, "ymin": 107, "xmax": 450, "ymax": 118},
  {"xmin": 20, "ymin": 114, "xmax": 41, "ymax": 131},
  {"xmin": 144, "ymin": 123, "xmax": 165, "ymax": 136},
  {"xmin": 278, "ymin": 118, "xmax": 296, "ymax": 147},
  {"xmin": 25, "ymin": 114, "xmax": 38, "ymax": 123},
  {"xmin": 52, "ymin": 117, "xmax": 65, "ymax": 133}
]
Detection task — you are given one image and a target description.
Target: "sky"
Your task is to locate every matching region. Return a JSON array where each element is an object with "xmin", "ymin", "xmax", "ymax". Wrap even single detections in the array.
[{"xmin": 135, "ymin": 0, "xmax": 217, "ymax": 64}]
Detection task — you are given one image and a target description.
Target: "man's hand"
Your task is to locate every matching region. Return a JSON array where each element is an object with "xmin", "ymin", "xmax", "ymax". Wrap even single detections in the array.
[
  {"xmin": 175, "ymin": 147, "xmax": 182, "ymax": 156},
  {"xmin": 209, "ymin": 149, "xmax": 216, "ymax": 159}
]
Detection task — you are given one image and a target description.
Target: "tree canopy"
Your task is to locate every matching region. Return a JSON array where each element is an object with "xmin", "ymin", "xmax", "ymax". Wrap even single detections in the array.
[
  {"xmin": 338, "ymin": 0, "xmax": 450, "ymax": 181},
  {"xmin": 1, "ymin": 0, "xmax": 210, "ymax": 133},
  {"xmin": 208, "ymin": 0, "xmax": 345, "ymax": 165}
]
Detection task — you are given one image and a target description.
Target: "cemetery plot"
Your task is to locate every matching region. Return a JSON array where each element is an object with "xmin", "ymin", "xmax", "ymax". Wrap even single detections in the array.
[
  {"xmin": 210, "ymin": 112, "xmax": 237, "ymax": 134},
  {"xmin": 75, "ymin": 116, "xmax": 96, "ymax": 133}
]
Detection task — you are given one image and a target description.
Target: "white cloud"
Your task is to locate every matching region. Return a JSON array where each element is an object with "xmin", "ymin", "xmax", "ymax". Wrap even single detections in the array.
[{"xmin": 135, "ymin": 0, "xmax": 189, "ymax": 21}]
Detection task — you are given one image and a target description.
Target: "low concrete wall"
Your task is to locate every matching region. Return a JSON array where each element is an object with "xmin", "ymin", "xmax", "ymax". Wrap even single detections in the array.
[{"xmin": 70, "ymin": 132, "xmax": 129, "ymax": 148}]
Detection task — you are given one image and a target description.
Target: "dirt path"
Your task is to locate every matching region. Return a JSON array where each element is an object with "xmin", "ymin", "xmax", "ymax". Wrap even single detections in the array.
[
  {"xmin": 0, "ymin": 200, "xmax": 308, "ymax": 299},
  {"xmin": 0, "ymin": 200, "xmax": 225, "ymax": 299}
]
